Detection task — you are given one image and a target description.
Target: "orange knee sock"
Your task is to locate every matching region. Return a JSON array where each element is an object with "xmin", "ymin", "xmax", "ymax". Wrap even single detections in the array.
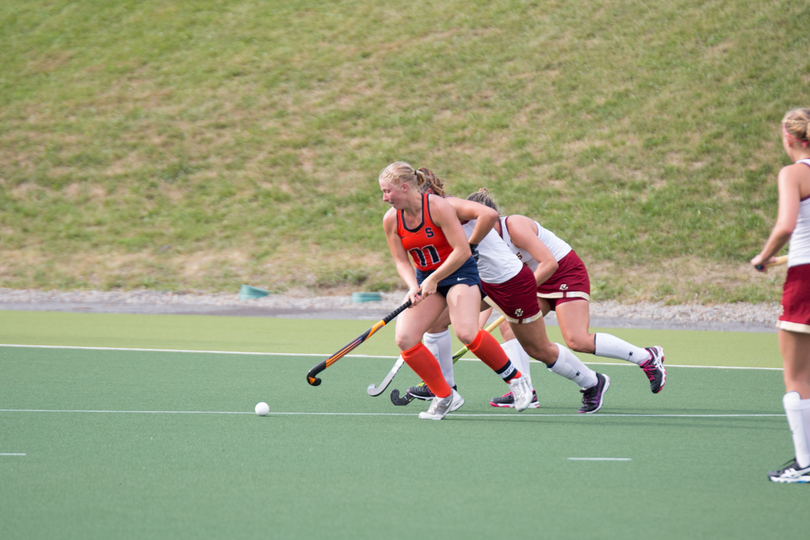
[
  {"xmin": 468, "ymin": 330, "xmax": 522, "ymax": 382},
  {"xmin": 401, "ymin": 343, "xmax": 452, "ymax": 398}
]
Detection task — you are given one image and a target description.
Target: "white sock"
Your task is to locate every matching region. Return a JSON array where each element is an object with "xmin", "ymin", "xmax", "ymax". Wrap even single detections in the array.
[
  {"xmin": 783, "ymin": 392, "xmax": 810, "ymax": 469},
  {"xmin": 594, "ymin": 333, "xmax": 650, "ymax": 365},
  {"xmin": 501, "ymin": 338, "xmax": 532, "ymax": 385},
  {"xmin": 424, "ymin": 330, "xmax": 455, "ymax": 387},
  {"xmin": 547, "ymin": 343, "xmax": 598, "ymax": 389}
]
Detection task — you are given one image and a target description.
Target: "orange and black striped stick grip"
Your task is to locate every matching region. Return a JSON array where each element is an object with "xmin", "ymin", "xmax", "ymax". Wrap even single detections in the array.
[{"xmin": 306, "ymin": 298, "xmax": 413, "ymax": 386}]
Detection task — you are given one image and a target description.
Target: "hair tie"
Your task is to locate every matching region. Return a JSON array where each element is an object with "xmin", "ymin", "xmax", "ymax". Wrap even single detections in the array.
[{"xmin": 783, "ymin": 123, "xmax": 810, "ymax": 147}]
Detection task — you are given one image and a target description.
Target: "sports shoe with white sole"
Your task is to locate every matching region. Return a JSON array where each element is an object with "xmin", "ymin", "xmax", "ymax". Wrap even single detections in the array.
[
  {"xmin": 767, "ymin": 458, "xmax": 810, "ymax": 483},
  {"xmin": 508, "ymin": 374, "xmax": 534, "ymax": 412},
  {"xmin": 641, "ymin": 346, "xmax": 666, "ymax": 394},
  {"xmin": 489, "ymin": 390, "xmax": 540, "ymax": 409},
  {"xmin": 418, "ymin": 389, "xmax": 465, "ymax": 420},
  {"xmin": 578, "ymin": 373, "xmax": 610, "ymax": 414},
  {"xmin": 407, "ymin": 383, "xmax": 457, "ymax": 401}
]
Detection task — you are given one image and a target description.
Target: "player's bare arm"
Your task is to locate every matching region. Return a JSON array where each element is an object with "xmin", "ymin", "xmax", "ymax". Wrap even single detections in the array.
[
  {"xmin": 444, "ymin": 196, "xmax": 499, "ymax": 245},
  {"xmin": 752, "ymin": 166, "xmax": 804, "ymax": 269},
  {"xmin": 508, "ymin": 214, "xmax": 558, "ymax": 286}
]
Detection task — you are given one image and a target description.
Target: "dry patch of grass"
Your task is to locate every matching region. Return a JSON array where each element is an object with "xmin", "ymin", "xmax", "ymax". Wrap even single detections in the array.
[
  {"xmin": 1, "ymin": 0, "xmax": 804, "ymax": 301},
  {"xmin": 588, "ymin": 256, "xmax": 783, "ymax": 305}
]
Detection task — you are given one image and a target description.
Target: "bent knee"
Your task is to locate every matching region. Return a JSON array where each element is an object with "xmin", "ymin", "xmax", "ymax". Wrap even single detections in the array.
[
  {"xmin": 395, "ymin": 334, "xmax": 421, "ymax": 352},
  {"xmin": 564, "ymin": 334, "xmax": 595, "ymax": 354},
  {"xmin": 523, "ymin": 343, "xmax": 558, "ymax": 364},
  {"xmin": 455, "ymin": 329, "xmax": 479, "ymax": 346}
]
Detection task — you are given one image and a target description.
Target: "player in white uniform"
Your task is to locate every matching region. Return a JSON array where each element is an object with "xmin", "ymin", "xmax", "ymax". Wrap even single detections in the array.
[
  {"xmin": 407, "ymin": 171, "xmax": 610, "ymax": 414},
  {"xmin": 467, "ymin": 189, "xmax": 666, "ymax": 408},
  {"xmin": 751, "ymin": 108, "xmax": 810, "ymax": 483}
]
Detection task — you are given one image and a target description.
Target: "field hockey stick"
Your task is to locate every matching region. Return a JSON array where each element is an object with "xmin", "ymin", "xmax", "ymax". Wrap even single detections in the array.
[
  {"xmin": 306, "ymin": 299, "xmax": 413, "ymax": 386},
  {"xmin": 389, "ymin": 314, "xmax": 507, "ymax": 406},
  {"xmin": 367, "ymin": 356, "xmax": 405, "ymax": 396},
  {"xmin": 755, "ymin": 255, "xmax": 788, "ymax": 271}
]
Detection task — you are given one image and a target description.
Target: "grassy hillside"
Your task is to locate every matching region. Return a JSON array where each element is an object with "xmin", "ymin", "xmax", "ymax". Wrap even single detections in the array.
[{"xmin": 1, "ymin": 0, "xmax": 808, "ymax": 303}]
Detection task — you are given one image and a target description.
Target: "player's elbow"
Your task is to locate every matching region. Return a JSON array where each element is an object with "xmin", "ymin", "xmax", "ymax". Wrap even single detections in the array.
[
  {"xmin": 480, "ymin": 206, "xmax": 499, "ymax": 226},
  {"xmin": 537, "ymin": 261, "xmax": 558, "ymax": 280},
  {"xmin": 773, "ymin": 223, "xmax": 795, "ymax": 238}
]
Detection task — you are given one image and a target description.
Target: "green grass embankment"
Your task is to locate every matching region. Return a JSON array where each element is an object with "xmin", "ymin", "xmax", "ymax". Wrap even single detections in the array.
[{"xmin": 2, "ymin": 1, "xmax": 808, "ymax": 303}]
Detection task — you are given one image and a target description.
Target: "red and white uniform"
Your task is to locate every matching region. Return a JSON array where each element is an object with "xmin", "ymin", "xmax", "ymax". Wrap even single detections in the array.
[
  {"xmin": 500, "ymin": 216, "xmax": 590, "ymax": 306},
  {"xmin": 787, "ymin": 159, "xmax": 810, "ymax": 268},
  {"xmin": 499, "ymin": 216, "xmax": 572, "ymax": 268},
  {"xmin": 461, "ymin": 219, "xmax": 541, "ymax": 324},
  {"xmin": 462, "ymin": 219, "xmax": 522, "ymax": 284},
  {"xmin": 397, "ymin": 194, "xmax": 454, "ymax": 272},
  {"xmin": 778, "ymin": 158, "xmax": 810, "ymax": 334}
]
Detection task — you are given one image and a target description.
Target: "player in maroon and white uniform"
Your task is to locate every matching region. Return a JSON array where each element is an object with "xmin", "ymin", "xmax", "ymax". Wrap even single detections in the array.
[
  {"xmin": 466, "ymin": 189, "xmax": 666, "ymax": 407},
  {"xmin": 406, "ymin": 172, "xmax": 610, "ymax": 414},
  {"xmin": 751, "ymin": 108, "xmax": 810, "ymax": 483},
  {"xmin": 379, "ymin": 162, "xmax": 534, "ymax": 420}
]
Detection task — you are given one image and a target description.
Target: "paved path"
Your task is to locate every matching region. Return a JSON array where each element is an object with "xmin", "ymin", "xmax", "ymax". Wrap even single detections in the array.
[{"xmin": 0, "ymin": 289, "xmax": 780, "ymax": 332}]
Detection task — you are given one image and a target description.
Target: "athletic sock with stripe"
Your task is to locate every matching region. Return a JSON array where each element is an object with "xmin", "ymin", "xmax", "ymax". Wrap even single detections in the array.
[
  {"xmin": 547, "ymin": 343, "xmax": 598, "ymax": 389},
  {"xmin": 594, "ymin": 333, "xmax": 650, "ymax": 365},
  {"xmin": 467, "ymin": 329, "xmax": 522, "ymax": 383},
  {"xmin": 501, "ymin": 338, "xmax": 532, "ymax": 386}
]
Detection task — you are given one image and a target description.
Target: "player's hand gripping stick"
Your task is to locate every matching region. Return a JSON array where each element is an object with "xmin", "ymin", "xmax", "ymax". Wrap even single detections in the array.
[
  {"xmin": 306, "ymin": 298, "xmax": 413, "ymax": 386},
  {"xmin": 754, "ymin": 255, "xmax": 788, "ymax": 271}
]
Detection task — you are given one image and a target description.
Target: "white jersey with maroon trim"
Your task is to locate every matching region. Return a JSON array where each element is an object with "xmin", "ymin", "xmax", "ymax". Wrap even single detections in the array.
[
  {"xmin": 789, "ymin": 158, "xmax": 810, "ymax": 268},
  {"xmin": 499, "ymin": 216, "xmax": 572, "ymax": 272},
  {"xmin": 461, "ymin": 219, "xmax": 522, "ymax": 284}
]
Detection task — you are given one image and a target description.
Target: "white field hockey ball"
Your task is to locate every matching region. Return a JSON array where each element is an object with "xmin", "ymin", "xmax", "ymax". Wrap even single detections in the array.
[{"xmin": 254, "ymin": 402, "xmax": 270, "ymax": 416}]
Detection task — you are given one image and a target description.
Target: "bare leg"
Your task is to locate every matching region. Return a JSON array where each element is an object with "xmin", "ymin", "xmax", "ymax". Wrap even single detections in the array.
[
  {"xmin": 499, "ymin": 298, "xmax": 552, "ymax": 340},
  {"xmin": 508, "ymin": 317, "xmax": 558, "ymax": 365},
  {"xmin": 426, "ymin": 307, "xmax": 452, "ymax": 334},
  {"xmin": 445, "ymin": 284, "xmax": 484, "ymax": 345},
  {"xmin": 509, "ymin": 315, "xmax": 599, "ymax": 391},
  {"xmin": 780, "ymin": 329, "xmax": 810, "ymax": 398},
  {"xmin": 777, "ymin": 329, "xmax": 810, "ymax": 472},
  {"xmin": 394, "ymin": 293, "xmax": 447, "ymax": 351},
  {"xmin": 557, "ymin": 298, "xmax": 654, "ymax": 369},
  {"xmin": 555, "ymin": 299, "xmax": 596, "ymax": 354}
]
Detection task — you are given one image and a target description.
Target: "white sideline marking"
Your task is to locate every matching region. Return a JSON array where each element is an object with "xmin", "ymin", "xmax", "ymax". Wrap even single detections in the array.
[
  {"xmin": 0, "ymin": 409, "xmax": 784, "ymax": 418},
  {"xmin": 0, "ymin": 344, "xmax": 784, "ymax": 371},
  {"xmin": 0, "ymin": 453, "xmax": 25, "ymax": 456},
  {"xmin": 0, "ymin": 343, "xmax": 329, "ymax": 357},
  {"xmin": 587, "ymin": 362, "xmax": 783, "ymax": 371},
  {"xmin": 568, "ymin": 457, "xmax": 631, "ymax": 461}
]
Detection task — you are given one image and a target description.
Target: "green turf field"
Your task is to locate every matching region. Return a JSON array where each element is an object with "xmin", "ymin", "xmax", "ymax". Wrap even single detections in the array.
[{"xmin": 0, "ymin": 310, "xmax": 805, "ymax": 539}]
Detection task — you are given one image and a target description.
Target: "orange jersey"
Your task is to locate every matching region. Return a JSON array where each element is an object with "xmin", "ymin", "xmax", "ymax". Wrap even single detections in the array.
[{"xmin": 396, "ymin": 194, "xmax": 455, "ymax": 272}]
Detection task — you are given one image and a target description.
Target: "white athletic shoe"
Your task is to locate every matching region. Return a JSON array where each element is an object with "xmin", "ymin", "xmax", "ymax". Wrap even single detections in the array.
[
  {"xmin": 508, "ymin": 374, "xmax": 534, "ymax": 412},
  {"xmin": 418, "ymin": 389, "xmax": 464, "ymax": 420},
  {"xmin": 768, "ymin": 458, "xmax": 810, "ymax": 483},
  {"xmin": 449, "ymin": 391, "xmax": 465, "ymax": 412}
]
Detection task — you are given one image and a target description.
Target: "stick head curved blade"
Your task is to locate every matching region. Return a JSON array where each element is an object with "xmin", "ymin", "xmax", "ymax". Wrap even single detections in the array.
[
  {"xmin": 390, "ymin": 388, "xmax": 414, "ymax": 406},
  {"xmin": 307, "ymin": 376, "xmax": 321, "ymax": 386}
]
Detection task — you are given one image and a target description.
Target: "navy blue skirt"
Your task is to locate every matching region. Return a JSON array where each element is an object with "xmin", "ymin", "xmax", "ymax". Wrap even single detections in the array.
[{"xmin": 416, "ymin": 257, "xmax": 482, "ymax": 298}]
